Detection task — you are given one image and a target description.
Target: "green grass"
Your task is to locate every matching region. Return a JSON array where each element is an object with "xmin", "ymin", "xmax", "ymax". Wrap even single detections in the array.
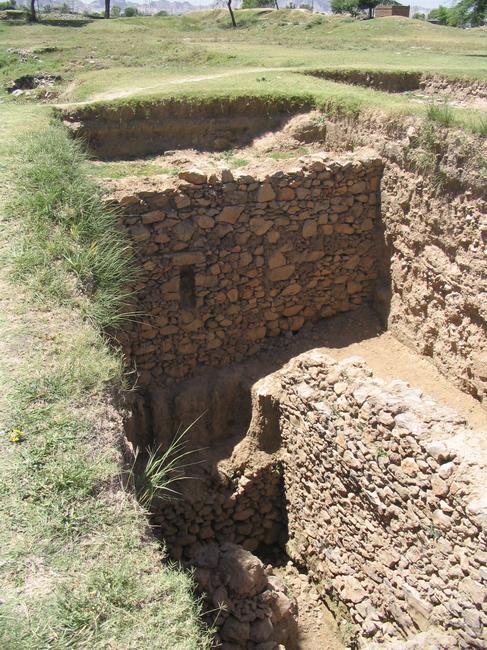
[
  {"xmin": 1, "ymin": 11, "xmax": 486, "ymax": 132},
  {"xmin": 1, "ymin": 12, "xmax": 487, "ymax": 106},
  {"xmin": 6, "ymin": 125, "xmax": 136, "ymax": 329},
  {"xmin": 426, "ymin": 102, "xmax": 456, "ymax": 127},
  {"xmin": 474, "ymin": 116, "xmax": 487, "ymax": 136},
  {"xmin": 0, "ymin": 109, "xmax": 211, "ymax": 649},
  {"xmin": 0, "ymin": 10, "xmax": 486, "ymax": 648},
  {"xmin": 61, "ymin": 69, "xmax": 487, "ymax": 135}
]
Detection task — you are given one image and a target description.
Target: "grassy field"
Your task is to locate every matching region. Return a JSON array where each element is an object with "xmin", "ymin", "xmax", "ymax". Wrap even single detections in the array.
[
  {"xmin": 0, "ymin": 9, "xmax": 486, "ymax": 649},
  {"xmin": 1, "ymin": 12, "xmax": 486, "ymax": 132}
]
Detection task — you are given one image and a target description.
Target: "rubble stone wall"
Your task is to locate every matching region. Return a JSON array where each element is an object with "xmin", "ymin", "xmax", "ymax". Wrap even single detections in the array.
[
  {"xmin": 111, "ymin": 153, "xmax": 383, "ymax": 386},
  {"xmin": 249, "ymin": 351, "xmax": 487, "ymax": 649},
  {"xmin": 151, "ymin": 449, "xmax": 283, "ymax": 562}
]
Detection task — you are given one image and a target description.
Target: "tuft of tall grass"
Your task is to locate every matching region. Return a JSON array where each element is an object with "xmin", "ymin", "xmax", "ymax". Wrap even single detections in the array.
[
  {"xmin": 134, "ymin": 417, "xmax": 205, "ymax": 512},
  {"xmin": 426, "ymin": 102, "xmax": 456, "ymax": 127},
  {"xmin": 7, "ymin": 125, "xmax": 136, "ymax": 330},
  {"xmin": 473, "ymin": 116, "xmax": 487, "ymax": 137}
]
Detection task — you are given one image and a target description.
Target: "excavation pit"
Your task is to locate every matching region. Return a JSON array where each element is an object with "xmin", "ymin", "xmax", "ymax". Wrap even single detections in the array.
[
  {"xmin": 71, "ymin": 104, "xmax": 487, "ymax": 648},
  {"xmin": 61, "ymin": 96, "xmax": 315, "ymax": 160}
]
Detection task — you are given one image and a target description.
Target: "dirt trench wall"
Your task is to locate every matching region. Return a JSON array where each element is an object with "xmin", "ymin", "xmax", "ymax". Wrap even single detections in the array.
[
  {"xmin": 324, "ymin": 118, "xmax": 487, "ymax": 407},
  {"xmin": 306, "ymin": 69, "xmax": 422, "ymax": 93},
  {"xmin": 61, "ymin": 97, "xmax": 312, "ymax": 159},
  {"xmin": 250, "ymin": 351, "xmax": 487, "ymax": 649},
  {"xmin": 111, "ymin": 152, "xmax": 383, "ymax": 387},
  {"xmin": 306, "ymin": 70, "xmax": 487, "ymax": 103}
]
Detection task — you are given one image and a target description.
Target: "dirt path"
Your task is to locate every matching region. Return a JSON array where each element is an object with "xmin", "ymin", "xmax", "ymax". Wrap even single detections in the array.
[{"xmin": 317, "ymin": 313, "xmax": 487, "ymax": 434}]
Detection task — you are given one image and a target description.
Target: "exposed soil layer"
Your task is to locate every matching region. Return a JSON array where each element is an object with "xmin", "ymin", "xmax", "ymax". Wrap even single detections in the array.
[
  {"xmin": 61, "ymin": 96, "xmax": 313, "ymax": 159},
  {"xmin": 306, "ymin": 69, "xmax": 423, "ymax": 94},
  {"xmin": 305, "ymin": 69, "xmax": 487, "ymax": 108},
  {"xmin": 322, "ymin": 114, "xmax": 487, "ymax": 406},
  {"xmin": 92, "ymin": 112, "xmax": 328, "ymax": 183}
]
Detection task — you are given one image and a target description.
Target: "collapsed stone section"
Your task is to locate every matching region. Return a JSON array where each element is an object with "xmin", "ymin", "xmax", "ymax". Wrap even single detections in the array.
[
  {"xmin": 110, "ymin": 152, "xmax": 383, "ymax": 386},
  {"xmin": 150, "ymin": 442, "xmax": 293, "ymax": 649},
  {"xmin": 151, "ymin": 446, "xmax": 283, "ymax": 560},
  {"xmin": 190, "ymin": 543, "xmax": 298, "ymax": 649},
  {"xmin": 250, "ymin": 351, "xmax": 487, "ymax": 648}
]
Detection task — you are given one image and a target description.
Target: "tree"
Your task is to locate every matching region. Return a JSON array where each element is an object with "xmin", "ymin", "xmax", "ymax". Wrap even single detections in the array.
[
  {"xmin": 331, "ymin": 0, "xmax": 360, "ymax": 16},
  {"xmin": 30, "ymin": 0, "xmax": 36, "ymax": 21},
  {"xmin": 241, "ymin": 0, "xmax": 274, "ymax": 6},
  {"xmin": 428, "ymin": 5, "xmax": 449, "ymax": 23},
  {"xmin": 125, "ymin": 5, "xmax": 138, "ymax": 15},
  {"xmin": 358, "ymin": 0, "xmax": 381, "ymax": 18},
  {"xmin": 105, "ymin": 0, "xmax": 110, "ymax": 18},
  {"xmin": 450, "ymin": 0, "xmax": 486, "ymax": 25},
  {"xmin": 227, "ymin": 0, "xmax": 237, "ymax": 27},
  {"xmin": 412, "ymin": 11, "xmax": 425, "ymax": 18}
]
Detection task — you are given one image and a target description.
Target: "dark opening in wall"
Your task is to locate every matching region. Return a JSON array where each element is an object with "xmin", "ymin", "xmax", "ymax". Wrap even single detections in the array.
[{"xmin": 180, "ymin": 266, "xmax": 196, "ymax": 309}]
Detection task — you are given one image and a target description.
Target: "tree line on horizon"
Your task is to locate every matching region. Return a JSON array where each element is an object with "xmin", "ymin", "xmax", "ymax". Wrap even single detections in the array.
[{"xmin": 11, "ymin": 0, "xmax": 485, "ymax": 27}]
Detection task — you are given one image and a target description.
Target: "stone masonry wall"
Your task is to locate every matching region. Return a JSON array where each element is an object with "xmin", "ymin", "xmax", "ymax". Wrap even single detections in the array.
[
  {"xmin": 110, "ymin": 152, "xmax": 383, "ymax": 387},
  {"xmin": 249, "ymin": 351, "xmax": 487, "ymax": 649}
]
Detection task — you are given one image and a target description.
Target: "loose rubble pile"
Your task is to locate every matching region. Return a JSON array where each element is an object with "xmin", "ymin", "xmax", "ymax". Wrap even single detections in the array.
[
  {"xmin": 250, "ymin": 351, "xmax": 486, "ymax": 648},
  {"xmin": 7, "ymin": 73, "xmax": 60, "ymax": 95},
  {"xmin": 191, "ymin": 543, "xmax": 298, "ymax": 650},
  {"xmin": 111, "ymin": 151, "xmax": 382, "ymax": 386}
]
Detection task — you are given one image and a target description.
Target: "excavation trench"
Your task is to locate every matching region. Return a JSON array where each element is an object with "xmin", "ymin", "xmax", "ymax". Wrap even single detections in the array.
[
  {"xmin": 60, "ymin": 96, "xmax": 314, "ymax": 160},
  {"xmin": 131, "ymin": 361, "xmax": 350, "ymax": 650},
  {"xmin": 70, "ymin": 101, "xmax": 487, "ymax": 648}
]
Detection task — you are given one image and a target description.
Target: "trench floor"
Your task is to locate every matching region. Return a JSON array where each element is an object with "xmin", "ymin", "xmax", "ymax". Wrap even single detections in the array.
[
  {"xmin": 236, "ymin": 305, "xmax": 487, "ymax": 434},
  {"xmin": 275, "ymin": 563, "xmax": 346, "ymax": 650}
]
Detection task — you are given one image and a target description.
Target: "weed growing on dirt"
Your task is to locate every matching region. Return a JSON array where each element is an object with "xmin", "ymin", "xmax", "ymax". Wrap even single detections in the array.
[
  {"xmin": 426, "ymin": 102, "xmax": 456, "ymax": 127},
  {"xmin": 473, "ymin": 116, "xmax": 487, "ymax": 137},
  {"xmin": 406, "ymin": 121, "xmax": 440, "ymax": 174},
  {"xmin": 134, "ymin": 419, "xmax": 204, "ymax": 512}
]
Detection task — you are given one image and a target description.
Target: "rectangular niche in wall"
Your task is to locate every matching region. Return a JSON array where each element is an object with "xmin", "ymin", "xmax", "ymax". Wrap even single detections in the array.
[{"xmin": 180, "ymin": 266, "xmax": 196, "ymax": 309}]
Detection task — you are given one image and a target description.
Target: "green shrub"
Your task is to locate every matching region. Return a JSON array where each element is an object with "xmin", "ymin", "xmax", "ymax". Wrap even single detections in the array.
[
  {"xmin": 7, "ymin": 125, "xmax": 136, "ymax": 330},
  {"xmin": 124, "ymin": 6, "xmax": 139, "ymax": 16}
]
